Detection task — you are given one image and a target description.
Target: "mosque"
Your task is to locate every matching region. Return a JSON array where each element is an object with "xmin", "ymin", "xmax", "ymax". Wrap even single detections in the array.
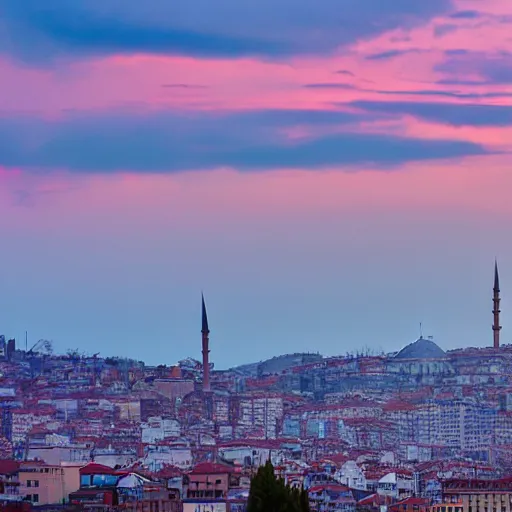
[
  {"xmin": 387, "ymin": 261, "xmax": 503, "ymax": 377},
  {"xmin": 183, "ymin": 262, "xmax": 504, "ymax": 406}
]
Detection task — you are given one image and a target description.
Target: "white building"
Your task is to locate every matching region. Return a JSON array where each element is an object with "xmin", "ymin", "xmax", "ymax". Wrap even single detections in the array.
[
  {"xmin": 141, "ymin": 417, "xmax": 181, "ymax": 443},
  {"xmin": 334, "ymin": 461, "xmax": 367, "ymax": 490},
  {"xmin": 377, "ymin": 471, "xmax": 414, "ymax": 500},
  {"xmin": 143, "ymin": 444, "xmax": 193, "ymax": 470}
]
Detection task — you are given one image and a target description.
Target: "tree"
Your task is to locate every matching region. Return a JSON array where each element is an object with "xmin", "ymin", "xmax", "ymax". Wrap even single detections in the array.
[{"xmin": 247, "ymin": 460, "xmax": 310, "ymax": 512}]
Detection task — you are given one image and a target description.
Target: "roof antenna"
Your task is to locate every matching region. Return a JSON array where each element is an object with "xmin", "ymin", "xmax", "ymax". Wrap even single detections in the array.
[{"xmin": 419, "ymin": 322, "xmax": 423, "ymax": 339}]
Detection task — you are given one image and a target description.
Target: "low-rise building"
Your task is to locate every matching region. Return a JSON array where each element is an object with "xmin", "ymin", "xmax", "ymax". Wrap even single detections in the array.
[
  {"xmin": 443, "ymin": 478, "xmax": 512, "ymax": 512},
  {"xmin": 18, "ymin": 461, "xmax": 81, "ymax": 506},
  {"xmin": 70, "ymin": 461, "xmax": 174, "ymax": 511},
  {"xmin": 183, "ymin": 462, "xmax": 247, "ymax": 512},
  {"xmin": 308, "ymin": 483, "xmax": 356, "ymax": 512}
]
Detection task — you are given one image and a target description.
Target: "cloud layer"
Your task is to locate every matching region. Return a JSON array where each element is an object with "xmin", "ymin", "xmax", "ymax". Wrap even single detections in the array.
[
  {"xmin": 350, "ymin": 101, "xmax": 512, "ymax": 127},
  {"xmin": 0, "ymin": 0, "xmax": 510, "ymax": 177},
  {"xmin": 0, "ymin": 109, "xmax": 488, "ymax": 172},
  {"xmin": 0, "ymin": 0, "xmax": 452, "ymax": 62}
]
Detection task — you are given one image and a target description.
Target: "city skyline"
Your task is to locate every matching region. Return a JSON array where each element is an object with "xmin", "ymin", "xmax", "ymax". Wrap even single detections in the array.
[
  {"xmin": 3, "ymin": 3, "xmax": 512, "ymax": 511},
  {"xmin": 0, "ymin": 263, "xmax": 507, "ymax": 368},
  {"xmin": 0, "ymin": 0, "xmax": 511, "ymax": 367}
]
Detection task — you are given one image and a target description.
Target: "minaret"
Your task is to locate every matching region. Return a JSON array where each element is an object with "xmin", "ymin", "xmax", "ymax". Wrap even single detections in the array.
[
  {"xmin": 201, "ymin": 293, "xmax": 211, "ymax": 392},
  {"xmin": 493, "ymin": 260, "xmax": 502, "ymax": 349}
]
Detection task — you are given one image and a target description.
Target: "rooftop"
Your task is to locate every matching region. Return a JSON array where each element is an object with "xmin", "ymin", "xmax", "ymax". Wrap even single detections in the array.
[
  {"xmin": 190, "ymin": 462, "xmax": 235, "ymax": 475},
  {"xmin": 0, "ymin": 460, "xmax": 20, "ymax": 475},
  {"xmin": 395, "ymin": 337, "xmax": 446, "ymax": 360}
]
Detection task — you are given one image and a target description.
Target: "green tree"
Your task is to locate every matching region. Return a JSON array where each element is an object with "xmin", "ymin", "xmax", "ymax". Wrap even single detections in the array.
[{"xmin": 247, "ymin": 460, "xmax": 310, "ymax": 512}]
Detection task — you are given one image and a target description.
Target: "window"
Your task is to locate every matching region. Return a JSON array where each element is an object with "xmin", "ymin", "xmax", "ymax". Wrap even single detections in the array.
[
  {"xmin": 27, "ymin": 481, "xmax": 32, "ymax": 488},
  {"xmin": 80, "ymin": 475, "xmax": 92, "ymax": 487},
  {"xmin": 32, "ymin": 494, "xmax": 39, "ymax": 503},
  {"xmin": 34, "ymin": 481, "xmax": 39, "ymax": 488},
  {"xmin": 92, "ymin": 474, "xmax": 118, "ymax": 487}
]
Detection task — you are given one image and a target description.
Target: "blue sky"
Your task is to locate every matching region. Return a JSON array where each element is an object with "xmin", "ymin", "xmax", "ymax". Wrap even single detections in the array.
[{"xmin": 0, "ymin": 0, "xmax": 511, "ymax": 367}]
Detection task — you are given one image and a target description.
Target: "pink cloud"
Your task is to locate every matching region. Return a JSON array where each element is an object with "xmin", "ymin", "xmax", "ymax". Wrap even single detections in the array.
[
  {"xmin": 0, "ymin": 0, "xmax": 510, "ymax": 118},
  {"xmin": 347, "ymin": 116, "xmax": 512, "ymax": 149},
  {"xmin": 2, "ymin": 154, "xmax": 512, "ymax": 228}
]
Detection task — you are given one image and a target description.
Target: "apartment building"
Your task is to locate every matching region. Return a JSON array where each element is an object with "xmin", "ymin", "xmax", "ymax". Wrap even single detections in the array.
[
  {"xmin": 18, "ymin": 461, "xmax": 81, "ymax": 506},
  {"xmin": 443, "ymin": 478, "xmax": 512, "ymax": 512}
]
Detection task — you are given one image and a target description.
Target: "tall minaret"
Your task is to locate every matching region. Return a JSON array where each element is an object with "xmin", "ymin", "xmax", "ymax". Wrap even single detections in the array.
[
  {"xmin": 201, "ymin": 293, "xmax": 211, "ymax": 392},
  {"xmin": 493, "ymin": 260, "xmax": 502, "ymax": 349}
]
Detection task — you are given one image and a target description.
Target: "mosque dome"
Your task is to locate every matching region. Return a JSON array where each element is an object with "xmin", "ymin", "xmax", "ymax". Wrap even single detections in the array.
[{"xmin": 394, "ymin": 336, "xmax": 446, "ymax": 359}]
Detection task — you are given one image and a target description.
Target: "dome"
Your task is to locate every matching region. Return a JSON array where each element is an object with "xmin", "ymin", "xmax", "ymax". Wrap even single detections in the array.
[{"xmin": 394, "ymin": 337, "xmax": 446, "ymax": 360}]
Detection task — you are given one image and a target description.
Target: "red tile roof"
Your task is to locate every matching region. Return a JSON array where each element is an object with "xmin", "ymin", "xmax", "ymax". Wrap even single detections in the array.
[
  {"xmin": 0, "ymin": 459, "xmax": 20, "ymax": 475},
  {"xmin": 391, "ymin": 497, "xmax": 429, "ymax": 508},
  {"xmin": 154, "ymin": 465, "xmax": 183, "ymax": 478},
  {"xmin": 80, "ymin": 462, "xmax": 116, "ymax": 475},
  {"xmin": 358, "ymin": 493, "xmax": 381, "ymax": 506},
  {"xmin": 190, "ymin": 462, "xmax": 235, "ymax": 475}
]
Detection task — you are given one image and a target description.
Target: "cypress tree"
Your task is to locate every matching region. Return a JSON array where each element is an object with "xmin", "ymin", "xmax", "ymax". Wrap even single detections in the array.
[
  {"xmin": 247, "ymin": 460, "xmax": 310, "ymax": 512},
  {"xmin": 299, "ymin": 487, "xmax": 311, "ymax": 512}
]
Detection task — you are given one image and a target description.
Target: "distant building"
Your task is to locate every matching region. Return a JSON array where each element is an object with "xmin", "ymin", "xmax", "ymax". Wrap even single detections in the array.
[
  {"xmin": 182, "ymin": 462, "xmax": 247, "ymax": 512},
  {"xmin": 308, "ymin": 483, "xmax": 356, "ymax": 512},
  {"xmin": 443, "ymin": 477, "xmax": 512, "ymax": 512},
  {"xmin": 141, "ymin": 417, "xmax": 181, "ymax": 443},
  {"xmin": 389, "ymin": 497, "xmax": 430, "ymax": 512},
  {"xmin": 335, "ymin": 461, "xmax": 367, "ymax": 490},
  {"xmin": 377, "ymin": 471, "xmax": 414, "ymax": 500},
  {"xmin": 18, "ymin": 461, "xmax": 81, "ymax": 506},
  {"xmin": 154, "ymin": 379, "xmax": 195, "ymax": 404},
  {"xmin": 70, "ymin": 462, "xmax": 174, "ymax": 511},
  {"xmin": 0, "ymin": 460, "xmax": 20, "ymax": 497},
  {"xmin": 0, "ymin": 336, "xmax": 6, "ymax": 360},
  {"xmin": 387, "ymin": 337, "xmax": 454, "ymax": 377}
]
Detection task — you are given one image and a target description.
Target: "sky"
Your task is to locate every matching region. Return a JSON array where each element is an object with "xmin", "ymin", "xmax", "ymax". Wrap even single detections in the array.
[{"xmin": 0, "ymin": 0, "xmax": 511, "ymax": 368}]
